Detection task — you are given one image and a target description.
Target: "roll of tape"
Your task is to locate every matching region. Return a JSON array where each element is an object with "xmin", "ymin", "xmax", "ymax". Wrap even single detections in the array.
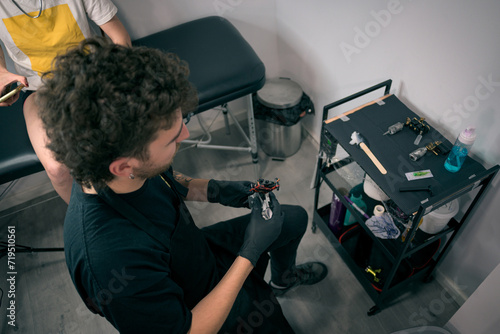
[{"xmin": 374, "ymin": 205, "xmax": 385, "ymax": 217}]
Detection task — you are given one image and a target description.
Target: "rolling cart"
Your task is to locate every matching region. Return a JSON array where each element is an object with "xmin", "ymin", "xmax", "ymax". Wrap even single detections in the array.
[{"xmin": 312, "ymin": 80, "xmax": 499, "ymax": 315}]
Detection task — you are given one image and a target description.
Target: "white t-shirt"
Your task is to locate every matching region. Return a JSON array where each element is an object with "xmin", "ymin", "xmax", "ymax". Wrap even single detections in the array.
[{"xmin": 0, "ymin": 0, "xmax": 117, "ymax": 89}]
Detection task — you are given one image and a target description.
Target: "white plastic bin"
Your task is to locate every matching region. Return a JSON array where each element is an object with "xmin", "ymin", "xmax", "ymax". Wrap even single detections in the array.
[{"xmin": 420, "ymin": 199, "xmax": 459, "ymax": 234}]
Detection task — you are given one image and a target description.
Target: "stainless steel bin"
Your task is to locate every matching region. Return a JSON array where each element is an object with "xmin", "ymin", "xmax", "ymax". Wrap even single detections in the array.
[{"xmin": 254, "ymin": 78, "xmax": 313, "ymax": 158}]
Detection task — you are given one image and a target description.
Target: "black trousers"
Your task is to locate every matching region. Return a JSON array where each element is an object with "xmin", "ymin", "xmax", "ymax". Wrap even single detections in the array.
[
  {"xmin": 202, "ymin": 205, "xmax": 308, "ymax": 286},
  {"xmin": 201, "ymin": 205, "xmax": 307, "ymax": 333}
]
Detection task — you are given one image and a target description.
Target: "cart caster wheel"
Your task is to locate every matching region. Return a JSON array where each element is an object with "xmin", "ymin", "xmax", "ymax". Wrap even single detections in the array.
[
  {"xmin": 367, "ymin": 305, "xmax": 381, "ymax": 316},
  {"xmin": 311, "ymin": 224, "xmax": 317, "ymax": 233}
]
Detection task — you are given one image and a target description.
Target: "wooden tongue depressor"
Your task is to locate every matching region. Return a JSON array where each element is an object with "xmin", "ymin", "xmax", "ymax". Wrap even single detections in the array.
[{"xmin": 350, "ymin": 131, "xmax": 387, "ymax": 175}]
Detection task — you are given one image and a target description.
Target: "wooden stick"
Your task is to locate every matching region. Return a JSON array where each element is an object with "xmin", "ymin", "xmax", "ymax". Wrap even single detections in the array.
[{"xmin": 359, "ymin": 142, "xmax": 387, "ymax": 175}]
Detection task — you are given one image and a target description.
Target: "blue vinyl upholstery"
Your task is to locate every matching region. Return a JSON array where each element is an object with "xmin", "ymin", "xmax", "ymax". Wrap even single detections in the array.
[
  {"xmin": 133, "ymin": 16, "xmax": 265, "ymax": 113},
  {"xmin": 0, "ymin": 98, "xmax": 43, "ymax": 184}
]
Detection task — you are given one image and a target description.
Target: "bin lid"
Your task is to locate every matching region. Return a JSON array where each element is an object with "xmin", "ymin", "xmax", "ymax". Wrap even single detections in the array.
[
  {"xmin": 257, "ymin": 78, "xmax": 303, "ymax": 109},
  {"xmin": 429, "ymin": 199, "xmax": 459, "ymax": 219}
]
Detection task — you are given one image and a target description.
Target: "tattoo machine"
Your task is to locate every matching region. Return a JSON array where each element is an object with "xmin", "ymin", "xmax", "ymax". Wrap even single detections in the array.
[
  {"xmin": 409, "ymin": 141, "xmax": 451, "ymax": 161},
  {"xmin": 405, "ymin": 117, "xmax": 430, "ymax": 145},
  {"xmin": 383, "ymin": 122, "xmax": 404, "ymax": 136},
  {"xmin": 249, "ymin": 178, "xmax": 280, "ymax": 220},
  {"xmin": 365, "ymin": 266, "xmax": 382, "ymax": 283},
  {"xmin": 409, "ymin": 147, "xmax": 428, "ymax": 161},
  {"xmin": 425, "ymin": 140, "xmax": 451, "ymax": 156}
]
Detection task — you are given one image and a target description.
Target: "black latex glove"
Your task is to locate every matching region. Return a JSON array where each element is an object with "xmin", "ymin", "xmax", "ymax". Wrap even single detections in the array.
[
  {"xmin": 207, "ymin": 179, "xmax": 253, "ymax": 208},
  {"xmin": 238, "ymin": 192, "xmax": 284, "ymax": 266}
]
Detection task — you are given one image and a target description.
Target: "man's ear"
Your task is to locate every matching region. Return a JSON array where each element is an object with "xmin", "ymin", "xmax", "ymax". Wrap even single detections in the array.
[{"xmin": 109, "ymin": 157, "xmax": 138, "ymax": 177}]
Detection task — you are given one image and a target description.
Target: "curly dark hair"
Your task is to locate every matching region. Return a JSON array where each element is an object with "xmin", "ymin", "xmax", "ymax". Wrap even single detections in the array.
[{"xmin": 37, "ymin": 37, "xmax": 197, "ymax": 189}]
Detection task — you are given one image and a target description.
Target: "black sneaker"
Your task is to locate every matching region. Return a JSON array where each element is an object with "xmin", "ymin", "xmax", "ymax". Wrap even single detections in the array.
[{"xmin": 270, "ymin": 262, "xmax": 328, "ymax": 297}]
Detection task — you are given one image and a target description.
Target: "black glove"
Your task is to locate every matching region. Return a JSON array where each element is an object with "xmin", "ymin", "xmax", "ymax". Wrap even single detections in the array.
[
  {"xmin": 207, "ymin": 179, "xmax": 253, "ymax": 208},
  {"xmin": 238, "ymin": 192, "xmax": 284, "ymax": 266}
]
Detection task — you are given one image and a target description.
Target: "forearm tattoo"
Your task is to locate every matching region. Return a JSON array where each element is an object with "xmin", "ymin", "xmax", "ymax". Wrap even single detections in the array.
[{"xmin": 173, "ymin": 171, "xmax": 193, "ymax": 184}]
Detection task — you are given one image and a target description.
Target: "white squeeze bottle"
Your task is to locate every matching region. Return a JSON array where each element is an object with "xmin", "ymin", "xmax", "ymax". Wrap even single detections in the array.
[{"xmin": 444, "ymin": 127, "xmax": 476, "ymax": 173}]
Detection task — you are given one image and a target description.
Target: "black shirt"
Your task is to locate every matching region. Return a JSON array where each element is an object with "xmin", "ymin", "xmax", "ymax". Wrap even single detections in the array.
[
  {"xmin": 64, "ymin": 175, "xmax": 192, "ymax": 333},
  {"xmin": 65, "ymin": 171, "xmax": 294, "ymax": 334}
]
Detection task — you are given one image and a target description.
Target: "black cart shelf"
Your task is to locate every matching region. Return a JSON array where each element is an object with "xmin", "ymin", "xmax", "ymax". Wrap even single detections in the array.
[{"xmin": 312, "ymin": 80, "xmax": 499, "ymax": 315}]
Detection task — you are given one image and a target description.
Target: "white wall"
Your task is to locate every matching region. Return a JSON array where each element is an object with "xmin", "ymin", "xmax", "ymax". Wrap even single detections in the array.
[{"xmin": 273, "ymin": 0, "xmax": 500, "ymax": 299}]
